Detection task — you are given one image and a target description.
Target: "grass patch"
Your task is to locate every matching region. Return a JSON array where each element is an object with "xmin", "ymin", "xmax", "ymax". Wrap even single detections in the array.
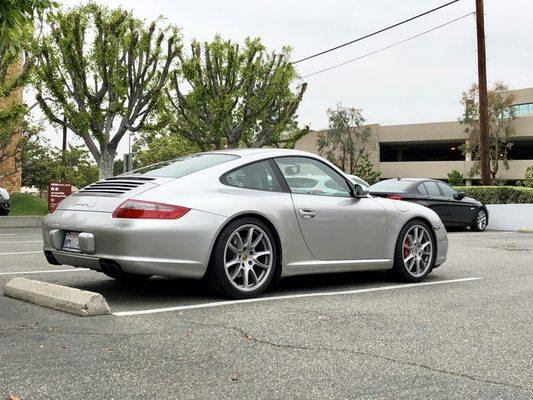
[{"xmin": 9, "ymin": 193, "xmax": 48, "ymax": 216}]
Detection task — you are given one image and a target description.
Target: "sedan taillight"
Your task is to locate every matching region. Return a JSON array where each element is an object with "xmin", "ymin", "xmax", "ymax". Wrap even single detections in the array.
[
  {"xmin": 388, "ymin": 194, "xmax": 403, "ymax": 200},
  {"xmin": 112, "ymin": 200, "xmax": 190, "ymax": 219}
]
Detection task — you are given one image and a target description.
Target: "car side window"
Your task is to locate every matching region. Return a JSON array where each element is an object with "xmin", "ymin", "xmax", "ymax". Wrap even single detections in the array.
[
  {"xmin": 423, "ymin": 181, "xmax": 442, "ymax": 197},
  {"xmin": 417, "ymin": 184, "xmax": 428, "ymax": 195},
  {"xmin": 222, "ymin": 161, "xmax": 283, "ymax": 192},
  {"xmin": 437, "ymin": 182, "xmax": 457, "ymax": 198},
  {"xmin": 274, "ymin": 157, "xmax": 351, "ymax": 197}
]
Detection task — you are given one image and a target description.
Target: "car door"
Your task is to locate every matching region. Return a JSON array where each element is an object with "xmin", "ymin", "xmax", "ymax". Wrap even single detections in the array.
[
  {"xmin": 274, "ymin": 156, "xmax": 387, "ymax": 261},
  {"xmin": 421, "ymin": 181, "xmax": 450, "ymax": 224},
  {"xmin": 436, "ymin": 182, "xmax": 475, "ymax": 225}
]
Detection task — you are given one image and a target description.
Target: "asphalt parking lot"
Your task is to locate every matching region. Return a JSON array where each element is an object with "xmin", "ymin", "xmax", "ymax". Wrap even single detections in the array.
[{"xmin": 0, "ymin": 227, "xmax": 532, "ymax": 399}]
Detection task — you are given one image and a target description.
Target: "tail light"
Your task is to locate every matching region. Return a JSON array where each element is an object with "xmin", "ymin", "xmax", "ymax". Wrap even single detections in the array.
[
  {"xmin": 112, "ymin": 199, "xmax": 190, "ymax": 219},
  {"xmin": 388, "ymin": 194, "xmax": 403, "ymax": 200}
]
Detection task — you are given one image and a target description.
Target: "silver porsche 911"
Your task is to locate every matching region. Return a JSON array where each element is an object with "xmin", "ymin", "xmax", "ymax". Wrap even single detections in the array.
[{"xmin": 42, "ymin": 149, "xmax": 448, "ymax": 298}]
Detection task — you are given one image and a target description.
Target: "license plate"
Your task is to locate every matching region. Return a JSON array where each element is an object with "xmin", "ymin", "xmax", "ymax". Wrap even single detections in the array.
[{"xmin": 63, "ymin": 231, "xmax": 81, "ymax": 253}]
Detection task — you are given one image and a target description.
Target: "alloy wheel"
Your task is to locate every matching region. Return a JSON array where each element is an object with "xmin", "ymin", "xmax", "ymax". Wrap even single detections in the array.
[
  {"xmin": 402, "ymin": 225, "xmax": 433, "ymax": 277},
  {"xmin": 477, "ymin": 210, "xmax": 487, "ymax": 230},
  {"xmin": 223, "ymin": 224, "xmax": 273, "ymax": 292}
]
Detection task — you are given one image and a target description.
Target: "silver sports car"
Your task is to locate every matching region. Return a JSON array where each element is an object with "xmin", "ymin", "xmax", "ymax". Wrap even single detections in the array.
[{"xmin": 42, "ymin": 149, "xmax": 448, "ymax": 298}]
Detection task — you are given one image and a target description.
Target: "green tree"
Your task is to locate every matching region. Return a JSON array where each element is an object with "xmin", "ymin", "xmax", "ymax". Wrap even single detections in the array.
[
  {"xmin": 317, "ymin": 105, "xmax": 378, "ymax": 176},
  {"xmin": 0, "ymin": 0, "xmax": 57, "ymax": 55},
  {"xmin": 165, "ymin": 35, "xmax": 308, "ymax": 150},
  {"xmin": 1, "ymin": 0, "xmax": 56, "ymax": 181},
  {"xmin": 524, "ymin": 166, "xmax": 533, "ymax": 188},
  {"xmin": 354, "ymin": 153, "xmax": 380, "ymax": 185},
  {"xmin": 459, "ymin": 82, "xmax": 516, "ymax": 183},
  {"xmin": 32, "ymin": 3, "xmax": 181, "ymax": 179},
  {"xmin": 447, "ymin": 169, "xmax": 464, "ymax": 186},
  {"xmin": 22, "ymin": 136, "xmax": 99, "ymax": 193},
  {"xmin": 132, "ymin": 131, "xmax": 199, "ymax": 167}
]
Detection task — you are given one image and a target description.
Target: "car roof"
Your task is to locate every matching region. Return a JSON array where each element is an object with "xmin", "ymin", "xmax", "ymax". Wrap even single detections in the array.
[
  {"xmin": 380, "ymin": 178, "xmax": 443, "ymax": 183},
  {"xmin": 201, "ymin": 148, "xmax": 316, "ymax": 158}
]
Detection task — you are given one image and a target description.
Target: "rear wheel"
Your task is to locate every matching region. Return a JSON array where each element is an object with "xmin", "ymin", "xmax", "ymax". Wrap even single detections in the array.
[
  {"xmin": 205, "ymin": 217, "xmax": 278, "ymax": 299},
  {"xmin": 471, "ymin": 208, "xmax": 487, "ymax": 232},
  {"xmin": 391, "ymin": 220, "xmax": 435, "ymax": 282}
]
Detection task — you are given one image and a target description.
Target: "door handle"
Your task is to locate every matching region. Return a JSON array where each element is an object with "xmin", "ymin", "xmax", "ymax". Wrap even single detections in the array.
[{"xmin": 298, "ymin": 209, "xmax": 317, "ymax": 219}]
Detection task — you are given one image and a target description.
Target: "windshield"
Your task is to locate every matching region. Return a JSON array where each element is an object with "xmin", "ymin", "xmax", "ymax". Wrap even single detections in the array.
[
  {"xmin": 369, "ymin": 179, "xmax": 414, "ymax": 192},
  {"xmin": 126, "ymin": 153, "xmax": 239, "ymax": 178}
]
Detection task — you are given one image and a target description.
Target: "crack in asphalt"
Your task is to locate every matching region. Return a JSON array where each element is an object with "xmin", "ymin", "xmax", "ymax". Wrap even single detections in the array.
[
  {"xmin": 181, "ymin": 318, "xmax": 533, "ymax": 393},
  {"xmin": 2, "ymin": 319, "xmax": 531, "ymax": 393}
]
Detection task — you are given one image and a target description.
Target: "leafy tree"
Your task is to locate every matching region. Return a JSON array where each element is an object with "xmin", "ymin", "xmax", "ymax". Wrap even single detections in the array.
[
  {"xmin": 32, "ymin": 3, "xmax": 182, "ymax": 178},
  {"xmin": 165, "ymin": 35, "xmax": 308, "ymax": 150},
  {"xmin": 1, "ymin": 1, "xmax": 56, "ymax": 182},
  {"xmin": 447, "ymin": 169, "xmax": 464, "ymax": 186},
  {"xmin": 354, "ymin": 153, "xmax": 380, "ymax": 185},
  {"xmin": 317, "ymin": 105, "xmax": 378, "ymax": 177},
  {"xmin": 459, "ymin": 82, "xmax": 516, "ymax": 182},
  {"xmin": 0, "ymin": 0, "xmax": 57, "ymax": 55},
  {"xmin": 22, "ymin": 136, "xmax": 98, "ymax": 193},
  {"xmin": 524, "ymin": 166, "xmax": 533, "ymax": 188},
  {"xmin": 132, "ymin": 131, "xmax": 199, "ymax": 167}
]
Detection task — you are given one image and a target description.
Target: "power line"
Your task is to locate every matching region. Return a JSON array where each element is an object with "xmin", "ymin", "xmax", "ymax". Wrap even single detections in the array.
[
  {"xmin": 291, "ymin": 0, "xmax": 461, "ymax": 65},
  {"xmin": 301, "ymin": 12, "xmax": 474, "ymax": 79}
]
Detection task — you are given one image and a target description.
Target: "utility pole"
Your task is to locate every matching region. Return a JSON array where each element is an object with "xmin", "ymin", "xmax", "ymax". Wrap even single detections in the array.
[{"xmin": 475, "ymin": 0, "xmax": 490, "ymax": 185}]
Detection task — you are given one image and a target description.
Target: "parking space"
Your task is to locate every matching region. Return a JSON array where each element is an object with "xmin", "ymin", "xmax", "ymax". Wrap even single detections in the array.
[{"xmin": 0, "ymin": 227, "xmax": 532, "ymax": 399}]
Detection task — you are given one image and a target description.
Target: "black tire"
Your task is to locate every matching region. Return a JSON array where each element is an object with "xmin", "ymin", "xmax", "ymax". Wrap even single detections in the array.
[
  {"xmin": 470, "ymin": 208, "xmax": 488, "ymax": 232},
  {"xmin": 390, "ymin": 219, "xmax": 435, "ymax": 282},
  {"xmin": 204, "ymin": 217, "xmax": 279, "ymax": 299}
]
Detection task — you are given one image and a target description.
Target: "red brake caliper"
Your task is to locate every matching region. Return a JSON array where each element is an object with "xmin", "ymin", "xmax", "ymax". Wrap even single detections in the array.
[{"xmin": 403, "ymin": 237, "xmax": 410, "ymax": 258}]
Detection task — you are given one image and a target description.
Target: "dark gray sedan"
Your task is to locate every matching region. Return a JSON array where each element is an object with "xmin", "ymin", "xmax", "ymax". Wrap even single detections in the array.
[{"xmin": 369, "ymin": 178, "xmax": 488, "ymax": 231}]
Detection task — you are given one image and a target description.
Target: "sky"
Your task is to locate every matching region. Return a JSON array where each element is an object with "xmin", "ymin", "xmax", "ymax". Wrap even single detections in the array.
[{"xmin": 32, "ymin": 0, "xmax": 533, "ymax": 156}]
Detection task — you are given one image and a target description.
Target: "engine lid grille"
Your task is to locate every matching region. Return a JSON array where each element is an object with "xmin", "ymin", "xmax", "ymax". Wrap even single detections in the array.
[{"xmin": 79, "ymin": 176, "xmax": 156, "ymax": 195}]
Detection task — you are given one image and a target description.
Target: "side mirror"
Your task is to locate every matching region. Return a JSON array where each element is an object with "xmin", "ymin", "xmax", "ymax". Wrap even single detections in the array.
[
  {"xmin": 454, "ymin": 191, "xmax": 465, "ymax": 200},
  {"xmin": 351, "ymin": 183, "xmax": 369, "ymax": 198}
]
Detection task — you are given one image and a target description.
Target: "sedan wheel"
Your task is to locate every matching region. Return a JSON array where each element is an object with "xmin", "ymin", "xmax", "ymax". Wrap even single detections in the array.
[
  {"xmin": 392, "ymin": 220, "xmax": 435, "ymax": 281},
  {"xmin": 205, "ymin": 217, "xmax": 278, "ymax": 299},
  {"xmin": 471, "ymin": 209, "xmax": 488, "ymax": 232}
]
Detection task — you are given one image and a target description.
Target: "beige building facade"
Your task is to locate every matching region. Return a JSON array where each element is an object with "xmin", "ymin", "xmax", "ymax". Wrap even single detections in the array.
[{"xmin": 297, "ymin": 87, "xmax": 533, "ymax": 184}]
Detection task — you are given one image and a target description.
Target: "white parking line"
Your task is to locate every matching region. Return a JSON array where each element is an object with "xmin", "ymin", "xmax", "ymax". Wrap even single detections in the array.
[
  {"xmin": 0, "ymin": 240, "xmax": 42, "ymax": 244},
  {"xmin": 0, "ymin": 234, "xmax": 15, "ymax": 236},
  {"xmin": 113, "ymin": 277, "xmax": 482, "ymax": 317},
  {"xmin": 0, "ymin": 251, "xmax": 43, "ymax": 256},
  {"xmin": 0, "ymin": 268, "xmax": 89, "ymax": 276}
]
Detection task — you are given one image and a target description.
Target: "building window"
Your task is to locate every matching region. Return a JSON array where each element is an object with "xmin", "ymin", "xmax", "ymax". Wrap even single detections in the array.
[
  {"xmin": 380, "ymin": 142, "xmax": 465, "ymax": 162},
  {"xmin": 513, "ymin": 103, "xmax": 533, "ymax": 116}
]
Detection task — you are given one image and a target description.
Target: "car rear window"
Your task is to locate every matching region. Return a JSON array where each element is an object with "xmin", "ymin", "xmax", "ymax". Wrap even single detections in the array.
[
  {"xmin": 126, "ymin": 153, "xmax": 239, "ymax": 178},
  {"xmin": 369, "ymin": 180, "xmax": 414, "ymax": 192}
]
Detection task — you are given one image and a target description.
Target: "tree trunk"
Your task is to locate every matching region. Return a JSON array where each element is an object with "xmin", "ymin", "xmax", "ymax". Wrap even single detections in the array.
[{"xmin": 98, "ymin": 146, "xmax": 116, "ymax": 179}]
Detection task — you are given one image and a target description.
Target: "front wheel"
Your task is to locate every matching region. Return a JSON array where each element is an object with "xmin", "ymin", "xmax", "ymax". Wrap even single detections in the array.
[
  {"xmin": 205, "ymin": 217, "xmax": 278, "ymax": 299},
  {"xmin": 391, "ymin": 220, "xmax": 435, "ymax": 282},
  {"xmin": 470, "ymin": 208, "xmax": 488, "ymax": 232}
]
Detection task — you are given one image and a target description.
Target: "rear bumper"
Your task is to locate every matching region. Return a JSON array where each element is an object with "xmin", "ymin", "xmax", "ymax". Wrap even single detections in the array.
[{"xmin": 42, "ymin": 209, "xmax": 227, "ymax": 279}]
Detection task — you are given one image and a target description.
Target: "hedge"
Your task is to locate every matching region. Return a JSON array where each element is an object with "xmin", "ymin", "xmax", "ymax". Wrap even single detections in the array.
[{"xmin": 453, "ymin": 186, "xmax": 533, "ymax": 205}]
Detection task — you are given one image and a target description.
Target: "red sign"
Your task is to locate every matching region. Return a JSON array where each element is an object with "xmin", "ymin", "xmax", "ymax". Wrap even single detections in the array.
[{"xmin": 48, "ymin": 182, "xmax": 72, "ymax": 213}]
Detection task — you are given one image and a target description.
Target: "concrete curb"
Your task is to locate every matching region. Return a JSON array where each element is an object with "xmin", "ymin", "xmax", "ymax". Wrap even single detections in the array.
[
  {"xmin": 0, "ymin": 216, "xmax": 44, "ymax": 228},
  {"xmin": 3, "ymin": 277, "xmax": 110, "ymax": 317}
]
